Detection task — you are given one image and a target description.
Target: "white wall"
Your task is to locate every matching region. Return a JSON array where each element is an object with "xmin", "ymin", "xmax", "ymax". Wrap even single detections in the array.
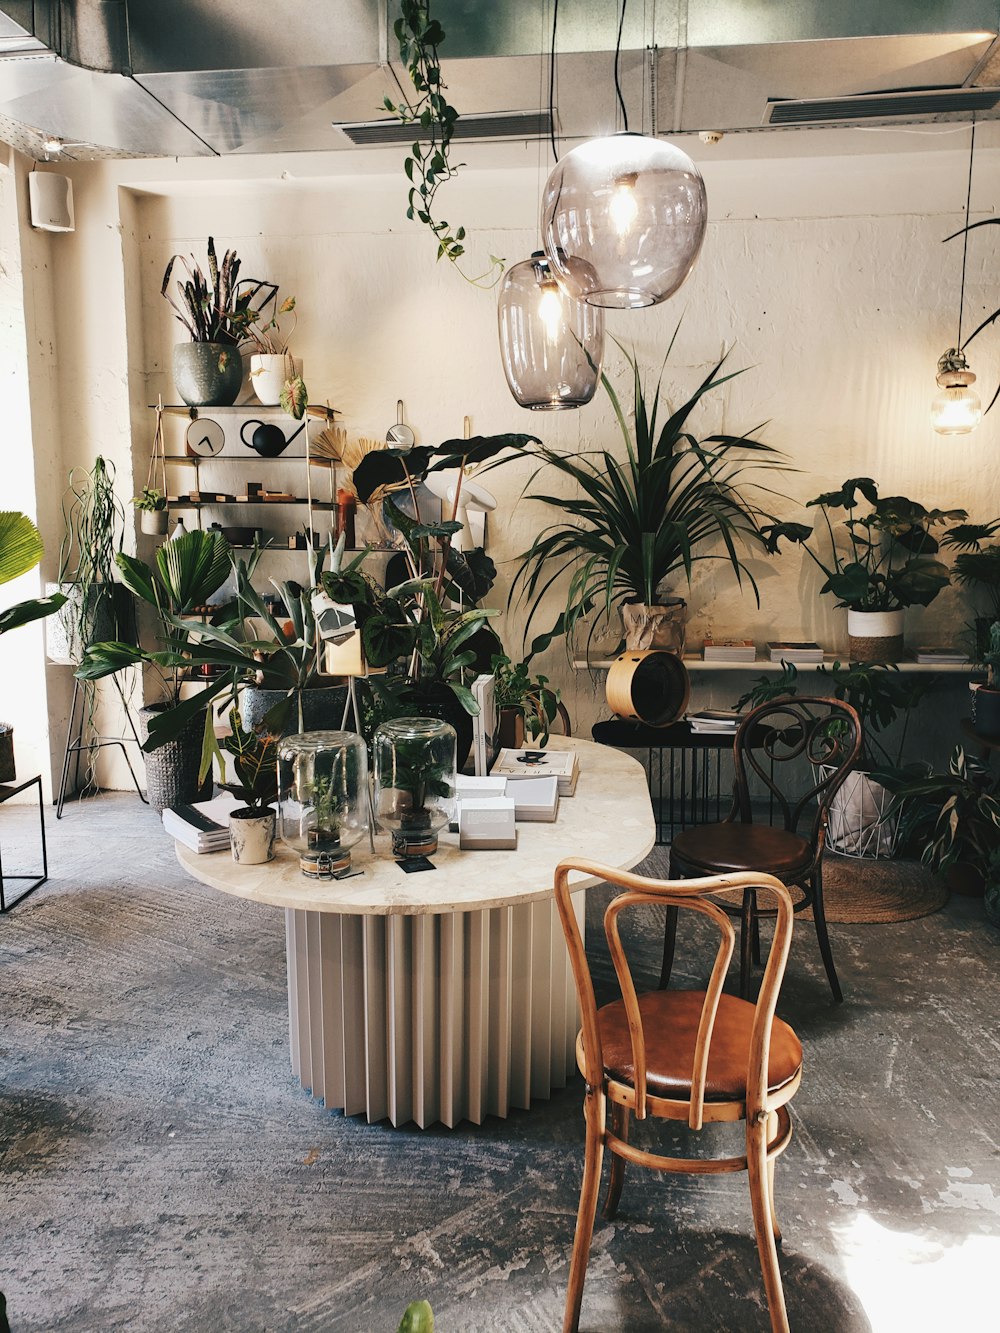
[{"xmin": 10, "ymin": 125, "xmax": 1000, "ymax": 783}]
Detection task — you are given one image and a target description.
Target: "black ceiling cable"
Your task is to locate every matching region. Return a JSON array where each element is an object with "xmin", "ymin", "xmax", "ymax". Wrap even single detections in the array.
[
  {"xmin": 957, "ymin": 116, "xmax": 976, "ymax": 351},
  {"xmin": 614, "ymin": 0, "xmax": 629, "ymax": 131},
  {"xmin": 548, "ymin": 0, "xmax": 560, "ymax": 162}
]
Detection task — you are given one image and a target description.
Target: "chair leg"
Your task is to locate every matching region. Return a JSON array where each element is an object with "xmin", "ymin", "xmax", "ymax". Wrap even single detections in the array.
[
  {"xmin": 766, "ymin": 1109, "xmax": 782, "ymax": 1245},
  {"xmin": 659, "ymin": 905, "xmax": 678, "ymax": 990},
  {"xmin": 810, "ymin": 865, "xmax": 844, "ymax": 1004},
  {"xmin": 739, "ymin": 888, "xmax": 756, "ymax": 1000},
  {"xmin": 563, "ymin": 1090, "xmax": 607, "ymax": 1333},
  {"xmin": 603, "ymin": 1103, "xmax": 629, "ymax": 1220},
  {"xmin": 751, "ymin": 905, "xmax": 762, "ymax": 966},
  {"xmin": 747, "ymin": 1113, "xmax": 790, "ymax": 1333}
]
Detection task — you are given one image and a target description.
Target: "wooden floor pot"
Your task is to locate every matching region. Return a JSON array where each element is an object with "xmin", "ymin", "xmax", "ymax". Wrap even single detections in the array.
[{"xmin": 606, "ymin": 650, "xmax": 690, "ymax": 727}]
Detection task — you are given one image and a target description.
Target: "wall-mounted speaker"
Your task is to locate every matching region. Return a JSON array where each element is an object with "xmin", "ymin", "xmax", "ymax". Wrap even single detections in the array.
[{"xmin": 28, "ymin": 172, "xmax": 74, "ymax": 233}]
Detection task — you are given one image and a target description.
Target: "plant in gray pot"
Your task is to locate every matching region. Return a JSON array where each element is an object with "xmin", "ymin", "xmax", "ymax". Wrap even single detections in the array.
[
  {"xmin": 162, "ymin": 238, "xmax": 275, "ymax": 408},
  {"xmin": 214, "ymin": 708, "xmax": 279, "ymax": 865},
  {"xmin": 76, "ymin": 530, "xmax": 234, "ymax": 812}
]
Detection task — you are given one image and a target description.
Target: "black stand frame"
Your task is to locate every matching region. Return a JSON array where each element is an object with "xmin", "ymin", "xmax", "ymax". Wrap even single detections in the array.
[
  {"xmin": 55, "ymin": 677, "xmax": 148, "ymax": 818},
  {"xmin": 0, "ymin": 774, "xmax": 48, "ymax": 912}
]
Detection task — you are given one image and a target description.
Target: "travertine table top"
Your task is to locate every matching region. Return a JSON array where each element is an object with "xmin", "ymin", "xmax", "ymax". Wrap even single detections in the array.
[{"xmin": 176, "ymin": 736, "xmax": 655, "ymax": 916}]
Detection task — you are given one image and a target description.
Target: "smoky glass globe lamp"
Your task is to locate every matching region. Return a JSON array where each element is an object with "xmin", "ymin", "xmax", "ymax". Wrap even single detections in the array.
[
  {"xmin": 498, "ymin": 251, "xmax": 605, "ymax": 409},
  {"xmin": 541, "ymin": 131, "xmax": 707, "ymax": 309},
  {"xmin": 373, "ymin": 716, "xmax": 457, "ymax": 858},
  {"xmin": 277, "ymin": 730, "xmax": 369, "ymax": 878}
]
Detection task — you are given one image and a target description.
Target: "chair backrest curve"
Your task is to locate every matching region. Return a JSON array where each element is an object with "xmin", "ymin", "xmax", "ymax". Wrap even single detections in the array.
[{"xmin": 554, "ymin": 860, "xmax": 795, "ymax": 1130}]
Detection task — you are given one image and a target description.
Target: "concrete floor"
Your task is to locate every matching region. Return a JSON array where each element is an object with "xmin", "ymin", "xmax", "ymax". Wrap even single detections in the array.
[{"xmin": 1, "ymin": 793, "xmax": 998, "ymax": 1332}]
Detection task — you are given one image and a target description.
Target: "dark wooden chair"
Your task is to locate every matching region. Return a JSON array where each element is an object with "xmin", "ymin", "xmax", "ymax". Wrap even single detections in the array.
[
  {"xmin": 554, "ymin": 859, "xmax": 802, "ymax": 1333},
  {"xmin": 667, "ymin": 696, "xmax": 862, "ymax": 1003}
]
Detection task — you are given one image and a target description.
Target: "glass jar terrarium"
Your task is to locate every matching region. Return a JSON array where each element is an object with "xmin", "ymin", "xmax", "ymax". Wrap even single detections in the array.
[
  {"xmin": 277, "ymin": 730, "xmax": 369, "ymax": 878},
  {"xmin": 373, "ymin": 717, "xmax": 457, "ymax": 858}
]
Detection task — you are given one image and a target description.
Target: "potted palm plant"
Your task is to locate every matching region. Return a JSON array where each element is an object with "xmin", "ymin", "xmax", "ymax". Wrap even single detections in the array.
[
  {"xmin": 762, "ymin": 478, "xmax": 966, "ymax": 662},
  {"xmin": 0, "ymin": 511, "xmax": 66, "ymax": 782},
  {"xmin": 76, "ymin": 529, "xmax": 234, "ymax": 811},
  {"xmin": 162, "ymin": 237, "xmax": 274, "ymax": 407},
  {"xmin": 508, "ymin": 341, "xmax": 785, "ymax": 661},
  {"xmin": 940, "ymin": 518, "xmax": 1000, "ymax": 660}
]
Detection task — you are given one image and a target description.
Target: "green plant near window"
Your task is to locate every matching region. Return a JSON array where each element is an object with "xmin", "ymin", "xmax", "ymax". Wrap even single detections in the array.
[
  {"xmin": 383, "ymin": 0, "xmax": 503, "ymax": 286},
  {"xmin": 0, "ymin": 511, "xmax": 65, "ymax": 637},
  {"xmin": 761, "ymin": 477, "xmax": 967, "ymax": 612},
  {"xmin": 509, "ymin": 341, "xmax": 786, "ymax": 660},
  {"xmin": 53, "ymin": 456, "xmax": 131, "ymax": 664}
]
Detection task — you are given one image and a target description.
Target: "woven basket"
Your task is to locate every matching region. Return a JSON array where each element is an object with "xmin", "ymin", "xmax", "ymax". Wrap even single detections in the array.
[{"xmin": 139, "ymin": 705, "xmax": 207, "ymax": 813}]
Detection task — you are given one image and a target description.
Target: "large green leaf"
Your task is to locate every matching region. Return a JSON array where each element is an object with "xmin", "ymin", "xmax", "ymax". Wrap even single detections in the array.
[
  {"xmin": 156, "ymin": 530, "xmax": 232, "ymax": 612},
  {"xmin": 0, "ymin": 512, "xmax": 44, "ymax": 586},
  {"xmin": 0, "ymin": 591, "xmax": 67, "ymax": 637}
]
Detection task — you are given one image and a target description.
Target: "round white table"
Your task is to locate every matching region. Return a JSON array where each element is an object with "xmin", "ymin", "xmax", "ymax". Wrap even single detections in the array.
[{"xmin": 176, "ymin": 737, "xmax": 655, "ymax": 1128}]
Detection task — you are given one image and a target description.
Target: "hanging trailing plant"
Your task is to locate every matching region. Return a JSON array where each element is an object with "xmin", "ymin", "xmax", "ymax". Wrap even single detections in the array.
[{"xmin": 383, "ymin": 0, "xmax": 503, "ymax": 286}]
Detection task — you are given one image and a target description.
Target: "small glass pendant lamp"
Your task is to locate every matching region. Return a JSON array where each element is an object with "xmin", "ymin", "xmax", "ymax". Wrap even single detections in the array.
[
  {"xmin": 540, "ymin": 132, "xmax": 707, "ymax": 309},
  {"xmin": 498, "ymin": 250, "xmax": 605, "ymax": 409},
  {"xmin": 277, "ymin": 730, "xmax": 369, "ymax": 878},
  {"xmin": 931, "ymin": 349, "xmax": 982, "ymax": 436}
]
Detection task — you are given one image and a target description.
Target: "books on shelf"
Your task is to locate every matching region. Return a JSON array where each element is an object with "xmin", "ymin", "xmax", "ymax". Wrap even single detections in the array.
[
  {"xmin": 767, "ymin": 641, "xmax": 823, "ymax": 663},
  {"xmin": 161, "ymin": 792, "xmax": 238, "ymax": 853},
  {"xmin": 492, "ymin": 746, "xmax": 579, "ymax": 796},
  {"xmin": 471, "ymin": 673, "xmax": 498, "ymax": 777},
  {"xmin": 913, "ymin": 646, "xmax": 970, "ymax": 664},
  {"xmin": 702, "ymin": 638, "xmax": 757, "ymax": 663},
  {"xmin": 687, "ymin": 709, "xmax": 742, "ymax": 735}
]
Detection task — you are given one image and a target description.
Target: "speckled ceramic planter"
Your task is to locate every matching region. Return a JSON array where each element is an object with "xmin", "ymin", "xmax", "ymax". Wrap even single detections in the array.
[
  {"xmin": 229, "ymin": 807, "xmax": 276, "ymax": 864},
  {"xmin": 173, "ymin": 341, "xmax": 242, "ymax": 407}
]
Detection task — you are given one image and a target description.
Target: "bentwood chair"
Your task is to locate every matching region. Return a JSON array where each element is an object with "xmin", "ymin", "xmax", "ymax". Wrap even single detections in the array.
[
  {"xmin": 554, "ymin": 860, "xmax": 802, "ymax": 1333},
  {"xmin": 668, "ymin": 697, "xmax": 862, "ymax": 1003}
]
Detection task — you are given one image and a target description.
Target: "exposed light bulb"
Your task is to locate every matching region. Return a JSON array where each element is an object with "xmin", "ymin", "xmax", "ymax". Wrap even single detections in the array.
[
  {"xmin": 537, "ymin": 281, "xmax": 563, "ymax": 340},
  {"xmin": 932, "ymin": 349, "xmax": 982, "ymax": 436},
  {"xmin": 42, "ymin": 137, "xmax": 62, "ymax": 154},
  {"xmin": 608, "ymin": 173, "xmax": 639, "ymax": 236}
]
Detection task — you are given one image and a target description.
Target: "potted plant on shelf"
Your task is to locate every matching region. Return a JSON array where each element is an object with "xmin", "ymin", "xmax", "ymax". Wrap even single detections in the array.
[
  {"xmin": 941, "ymin": 518, "xmax": 1000, "ymax": 660},
  {"xmin": 762, "ymin": 478, "xmax": 967, "ymax": 662},
  {"xmin": 213, "ymin": 707, "xmax": 279, "ymax": 864},
  {"xmin": 132, "ymin": 487, "xmax": 169, "ymax": 536},
  {"xmin": 0, "ymin": 511, "xmax": 67, "ymax": 782},
  {"xmin": 880, "ymin": 745, "xmax": 1000, "ymax": 914},
  {"xmin": 737, "ymin": 659, "xmax": 929, "ymax": 858},
  {"xmin": 244, "ymin": 290, "xmax": 307, "ymax": 413},
  {"xmin": 970, "ymin": 621, "xmax": 1000, "ymax": 740},
  {"xmin": 161, "ymin": 237, "xmax": 274, "ymax": 407},
  {"xmin": 491, "ymin": 653, "xmax": 561, "ymax": 748},
  {"xmin": 508, "ymin": 341, "xmax": 786, "ymax": 661}
]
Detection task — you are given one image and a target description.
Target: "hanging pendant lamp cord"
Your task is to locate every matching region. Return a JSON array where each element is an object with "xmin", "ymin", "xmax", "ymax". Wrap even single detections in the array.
[
  {"xmin": 614, "ymin": 0, "xmax": 629, "ymax": 132},
  {"xmin": 548, "ymin": 0, "xmax": 560, "ymax": 162},
  {"xmin": 957, "ymin": 117, "xmax": 975, "ymax": 350}
]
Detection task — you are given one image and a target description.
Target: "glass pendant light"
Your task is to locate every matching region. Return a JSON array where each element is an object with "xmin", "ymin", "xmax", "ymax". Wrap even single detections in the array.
[
  {"xmin": 498, "ymin": 250, "xmax": 605, "ymax": 409},
  {"xmin": 932, "ymin": 121, "xmax": 981, "ymax": 437},
  {"xmin": 931, "ymin": 349, "xmax": 982, "ymax": 435},
  {"xmin": 541, "ymin": 131, "xmax": 707, "ymax": 308}
]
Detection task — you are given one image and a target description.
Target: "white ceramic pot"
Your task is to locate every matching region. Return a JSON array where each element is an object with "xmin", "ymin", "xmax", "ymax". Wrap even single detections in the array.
[
  {"xmin": 140, "ymin": 509, "xmax": 169, "ymax": 535},
  {"xmin": 847, "ymin": 608, "xmax": 904, "ymax": 663},
  {"xmin": 250, "ymin": 353, "xmax": 302, "ymax": 406},
  {"xmin": 230, "ymin": 807, "xmax": 276, "ymax": 864}
]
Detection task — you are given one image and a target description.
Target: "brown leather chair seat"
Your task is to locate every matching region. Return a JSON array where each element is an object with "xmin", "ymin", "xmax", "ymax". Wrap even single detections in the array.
[
  {"xmin": 671, "ymin": 823, "xmax": 812, "ymax": 877},
  {"xmin": 597, "ymin": 989, "xmax": 802, "ymax": 1102}
]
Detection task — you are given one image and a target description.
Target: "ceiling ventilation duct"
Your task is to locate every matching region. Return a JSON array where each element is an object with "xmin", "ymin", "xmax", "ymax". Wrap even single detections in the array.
[
  {"xmin": 337, "ymin": 109, "xmax": 553, "ymax": 147},
  {"xmin": 765, "ymin": 86, "xmax": 1000, "ymax": 126}
]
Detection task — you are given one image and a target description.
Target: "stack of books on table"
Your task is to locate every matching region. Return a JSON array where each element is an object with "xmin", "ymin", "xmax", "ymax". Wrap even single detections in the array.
[
  {"xmin": 767, "ymin": 641, "xmax": 823, "ymax": 664},
  {"xmin": 913, "ymin": 646, "xmax": 969, "ymax": 665},
  {"xmin": 702, "ymin": 638, "xmax": 757, "ymax": 663},
  {"xmin": 492, "ymin": 746, "xmax": 579, "ymax": 796},
  {"xmin": 161, "ymin": 793, "xmax": 237, "ymax": 853},
  {"xmin": 687, "ymin": 710, "xmax": 742, "ymax": 735}
]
